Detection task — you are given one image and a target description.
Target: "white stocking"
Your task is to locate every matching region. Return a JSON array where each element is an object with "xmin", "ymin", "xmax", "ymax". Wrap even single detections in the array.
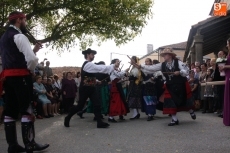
[
  {"xmin": 171, "ymin": 114, "xmax": 178, "ymax": 122},
  {"xmin": 132, "ymin": 109, "xmax": 138, "ymax": 117}
]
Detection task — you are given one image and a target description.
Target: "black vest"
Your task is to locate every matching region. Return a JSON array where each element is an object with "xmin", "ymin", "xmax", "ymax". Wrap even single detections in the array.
[
  {"xmin": 80, "ymin": 61, "xmax": 96, "ymax": 87},
  {"xmin": 161, "ymin": 59, "xmax": 186, "ymax": 84},
  {"xmin": 0, "ymin": 27, "xmax": 27, "ymax": 70}
]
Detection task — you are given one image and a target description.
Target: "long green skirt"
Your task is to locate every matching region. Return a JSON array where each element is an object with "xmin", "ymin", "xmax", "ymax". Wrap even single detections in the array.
[{"xmin": 87, "ymin": 84, "xmax": 109, "ymax": 114}]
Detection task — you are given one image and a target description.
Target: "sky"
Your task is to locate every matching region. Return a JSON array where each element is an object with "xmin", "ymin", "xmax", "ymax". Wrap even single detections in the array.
[{"xmin": 36, "ymin": 0, "xmax": 215, "ymax": 69}]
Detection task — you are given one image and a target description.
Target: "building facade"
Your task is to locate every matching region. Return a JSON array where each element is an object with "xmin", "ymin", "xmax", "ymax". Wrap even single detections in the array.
[{"xmin": 139, "ymin": 42, "xmax": 187, "ymax": 64}]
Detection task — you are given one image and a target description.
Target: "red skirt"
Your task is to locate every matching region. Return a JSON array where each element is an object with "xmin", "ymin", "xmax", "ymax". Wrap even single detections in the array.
[
  {"xmin": 109, "ymin": 79, "xmax": 128, "ymax": 116},
  {"xmin": 163, "ymin": 81, "xmax": 194, "ymax": 114}
]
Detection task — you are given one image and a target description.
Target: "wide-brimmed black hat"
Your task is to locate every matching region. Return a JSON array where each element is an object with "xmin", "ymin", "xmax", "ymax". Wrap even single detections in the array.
[{"xmin": 82, "ymin": 48, "xmax": 97, "ymax": 55}]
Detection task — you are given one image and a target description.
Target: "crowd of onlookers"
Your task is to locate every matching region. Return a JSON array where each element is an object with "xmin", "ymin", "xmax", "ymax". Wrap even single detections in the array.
[
  {"xmin": 0, "ymin": 59, "xmax": 82, "ymax": 123},
  {"xmin": 32, "ymin": 60, "xmax": 81, "ymax": 119},
  {"xmin": 187, "ymin": 50, "xmax": 227, "ymax": 118}
]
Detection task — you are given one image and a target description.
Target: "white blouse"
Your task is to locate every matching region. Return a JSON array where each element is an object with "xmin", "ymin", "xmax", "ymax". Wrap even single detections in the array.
[
  {"xmin": 83, "ymin": 61, "xmax": 114, "ymax": 74},
  {"xmin": 11, "ymin": 25, "xmax": 38, "ymax": 72},
  {"xmin": 110, "ymin": 70, "xmax": 126, "ymax": 81},
  {"xmin": 140, "ymin": 60, "xmax": 189, "ymax": 77}
]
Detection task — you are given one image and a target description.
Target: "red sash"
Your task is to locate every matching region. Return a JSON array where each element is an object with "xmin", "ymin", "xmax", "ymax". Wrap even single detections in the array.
[{"xmin": 0, "ymin": 69, "xmax": 30, "ymax": 97}]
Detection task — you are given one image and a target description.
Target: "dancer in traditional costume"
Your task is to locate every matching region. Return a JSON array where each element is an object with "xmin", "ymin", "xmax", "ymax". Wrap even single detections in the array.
[
  {"xmin": 131, "ymin": 48, "xmax": 196, "ymax": 126},
  {"xmin": 141, "ymin": 58, "xmax": 158, "ymax": 121},
  {"xmin": 0, "ymin": 11, "xmax": 49, "ymax": 152},
  {"xmin": 108, "ymin": 59, "xmax": 130, "ymax": 122},
  {"xmin": 127, "ymin": 56, "xmax": 143, "ymax": 120},
  {"xmin": 64, "ymin": 48, "xmax": 119, "ymax": 128},
  {"xmin": 87, "ymin": 61, "xmax": 110, "ymax": 119}
]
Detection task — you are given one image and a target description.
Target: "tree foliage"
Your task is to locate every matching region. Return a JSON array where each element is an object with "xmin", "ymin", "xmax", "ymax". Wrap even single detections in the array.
[{"xmin": 0, "ymin": 0, "xmax": 153, "ymax": 52}]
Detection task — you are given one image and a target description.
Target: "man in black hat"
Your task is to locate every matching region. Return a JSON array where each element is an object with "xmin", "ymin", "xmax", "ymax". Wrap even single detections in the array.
[{"xmin": 64, "ymin": 48, "xmax": 119, "ymax": 128}]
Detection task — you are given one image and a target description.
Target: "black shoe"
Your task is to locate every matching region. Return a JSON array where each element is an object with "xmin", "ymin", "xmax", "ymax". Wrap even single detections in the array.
[
  {"xmin": 97, "ymin": 121, "xmax": 110, "ymax": 128},
  {"xmin": 48, "ymin": 114, "xmax": 54, "ymax": 117},
  {"xmin": 44, "ymin": 115, "xmax": 50, "ymax": 118},
  {"xmin": 100, "ymin": 115, "xmax": 104, "ymax": 119},
  {"xmin": 119, "ymin": 116, "xmax": 125, "ymax": 121},
  {"xmin": 108, "ymin": 118, "xmax": 117, "ymax": 123},
  {"xmin": 130, "ymin": 114, "xmax": 140, "ymax": 120},
  {"xmin": 29, "ymin": 140, "xmax": 49, "ymax": 152},
  {"xmin": 147, "ymin": 116, "xmax": 153, "ymax": 121},
  {"xmin": 190, "ymin": 111, "xmax": 196, "ymax": 120},
  {"xmin": 77, "ymin": 112, "xmax": 84, "ymax": 119},
  {"xmin": 218, "ymin": 114, "xmax": 223, "ymax": 118},
  {"xmin": 168, "ymin": 120, "xmax": 179, "ymax": 126},
  {"xmin": 202, "ymin": 111, "xmax": 206, "ymax": 114},
  {"xmin": 21, "ymin": 122, "xmax": 49, "ymax": 153},
  {"xmin": 64, "ymin": 116, "xmax": 70, "ymax": 127}
]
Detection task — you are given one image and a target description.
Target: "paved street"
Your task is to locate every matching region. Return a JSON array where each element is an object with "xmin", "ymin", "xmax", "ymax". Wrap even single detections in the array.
[{"xmin": 0, "ymin": 111, "xmax": 230, "ymax": 153}]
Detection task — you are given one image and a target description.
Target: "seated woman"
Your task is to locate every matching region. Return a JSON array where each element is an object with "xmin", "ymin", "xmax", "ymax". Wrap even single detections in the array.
[
  {"xmin": 45, "ymin": 78, "xmax": 60, "ymax": 116},
  {"xmin": 33, "ymin": 76, "xmax": 53, "ymax": 118}
]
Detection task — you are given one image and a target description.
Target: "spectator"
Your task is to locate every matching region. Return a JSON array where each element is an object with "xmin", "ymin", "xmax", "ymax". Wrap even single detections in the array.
[
  {"xmin": 54, "ymin": 74, "xmax": 62, "ymax": 96},
  {"xmin": 188, "ymin": 71, "xmax": 200, "ymax": 110},
  {"xmin": 199, "ymin": 63, "xmax": 207, "ymax": 109},
  {"xmin": 190, "ymin": 63, "xmax": 195, "ymax": 71},
  {"xmin": 195, "ymin": 61, "xmax": 200, "ymax": 67},
  {"xmin": 53, "ymin": 74, "xmax": 62, "ymax": 113},
  {"xmin": 35, "ymin": 61, "xmax": 45, "ymax": 76},
  {"xmin": 195, "ymin": 66, "xmax": 201, "ymax": 79},
  {"xmin": 206, "ymin": 59, "xmax": 211, "ymax": 68},
  {"xmin": 62, "ymin": 72, "xmax": 77, "ymax": 113},
  {"xmin": 218, "ymin": 50, "xmax": 228, "ymax": 59},
  {"xmin": 213, "ymin": 51, "xmax": 227, "ymax": 117},
  {"xmin": 33, "ymin": 76, "xmax": 53, "ymax": 118},
  {"xmin": 45, "ymin": 78, "xmax": 59, "ymax": 116},
  {"xmin": 33, "ymin": 88, "xmax": 43, "ymax": 119},
  {"xmin": 75, "ymin": 72, "xmax": 81, "ymax": 103},
  {"xmin": 44, "ymin": 61, "xmax": 53, "ymax": 77},
  {"xmin": 62, "ymin": 71, "xmax": 66, "ymax": 80},
  {"xmin": 203, "ymin": 68, "xmax": 214, "ymax": 113},
  {"xmin": 42, "ymin": 76, "xmax": 48, "ymax": 86}
]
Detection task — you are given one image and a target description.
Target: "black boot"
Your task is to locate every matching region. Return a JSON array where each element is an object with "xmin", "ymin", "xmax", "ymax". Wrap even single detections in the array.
[
  {"xmin": 77, "ymin": 106, "xmax": 87, "ymax": 119},
  {"xmin": 4, "ymin": 121, "xmax": 26, "ymax": 153},
  {"xmin": 97, "ymin": 120, "xmax": 110, "ymax": 128},
  {"xmin": 64, "ymin": 106, "xmax": 79, "ymax": 127},
  {"xmin": 21, "ymin": 122, "xmax": 49, "ymax": 153},
  {"xmin": 119, "ymin": 115, "xmax": 125, "ymax": 121},
  {"xmin": 95, "ymin": 114, "xmax": 110, "ymax": 128}
]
